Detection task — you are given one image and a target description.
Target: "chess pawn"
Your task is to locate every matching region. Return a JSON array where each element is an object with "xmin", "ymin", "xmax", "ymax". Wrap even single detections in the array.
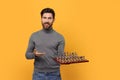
[
  {"xmin": 64, "ymin": 54, "xmax": 67, "ymax": 63},
  {"xmin": 74, "ymin": 56, "xmax": 78, "ymax": 63},
  {"xmin": 67, "ymin": 55, "xmax": 71, "ymax": 63},
  {"xmin": 76, "ymin": 56, "xmax": 80, "ymax": 62},
  {"xmin": 79, "ymin": 56, "xmax": 85, "ymax": 61},
  {"xmin": 72, "ymin": 52, "xmax": 76, "ymax": 63},
  {"xmin": 66, "ymin": 52, "xmax": 69, "ymax": 56},
  {"xmin": 78, "ymin": 56, "xmax": 82, "ymax": 62},
  {"xmin": 75, "ymin": 53, "xmax": 80, "ymax": 62},
  {"xmin": 57, "ymin": 56, "xmax": 61, "ymax": 63},
  {"xmin": 81, "ymin": 56, "xmax": 85, "ymax": 60},
  {"xmin": 70, "ymin": 53, "xmax": 74, "ymax": 63},
  {"xmin": 61, "ymin": 55, "xmax": 65, "ymax": 63},
  {"xmin": 67, "ymin": 52, "xmax": 71, "ymax": 63},
  {"xmin": 71, "ymin": 52, "xmax": 74, "ymax": 63},
  {"xmin": 64, "ymin": 58, "xmax": 68, "ymax": 64},
  {"xmin": 64, "ymin": 52, "xmax": 67, "ymax": 63},
  {"xmin": 73, "ymin": 52, "xmax": 78, "ymax": 62}
]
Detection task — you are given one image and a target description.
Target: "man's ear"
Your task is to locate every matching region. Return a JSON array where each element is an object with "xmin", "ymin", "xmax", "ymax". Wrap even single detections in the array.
[{"xmin": 53, "ymin": 18, "xmax": 55, "ymax": 22}]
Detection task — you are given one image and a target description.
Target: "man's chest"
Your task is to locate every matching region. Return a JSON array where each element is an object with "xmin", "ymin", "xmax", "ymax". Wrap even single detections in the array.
[{"xmin": 33, "ymin": 36, "xmax": 59, "ymax": 49}]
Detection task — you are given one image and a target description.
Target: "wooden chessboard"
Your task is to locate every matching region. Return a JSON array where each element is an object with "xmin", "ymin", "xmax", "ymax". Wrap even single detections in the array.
[{"xmin": 53, "ymin": 55, "xmax": 89, "ymax": 65}]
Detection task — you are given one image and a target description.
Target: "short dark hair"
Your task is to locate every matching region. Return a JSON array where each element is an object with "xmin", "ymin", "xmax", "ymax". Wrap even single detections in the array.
[{"xmin": 40, "ymin": 8, "xmax": 55, "ymax": 19}]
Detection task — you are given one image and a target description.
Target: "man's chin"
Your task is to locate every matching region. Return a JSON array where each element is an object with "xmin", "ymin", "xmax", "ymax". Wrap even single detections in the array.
[
  {"xmin": 43, "ymin": 27, "xmax": 51, "ymax": 30},
  {"xmin": 44, "ymin": 28, "xmax": 49, "ymax": 30}
]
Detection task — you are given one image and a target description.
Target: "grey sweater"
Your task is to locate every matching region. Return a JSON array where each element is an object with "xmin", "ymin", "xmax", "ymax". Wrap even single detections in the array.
[{"xmin": 25, "ymin": 28, "xmax": 65, "ymax": 72}]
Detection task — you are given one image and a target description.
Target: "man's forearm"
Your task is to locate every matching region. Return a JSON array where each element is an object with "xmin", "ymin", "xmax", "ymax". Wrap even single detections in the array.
[{"xmin": 25, "ymin": 52, "xmax": 35, "ymax": 59}]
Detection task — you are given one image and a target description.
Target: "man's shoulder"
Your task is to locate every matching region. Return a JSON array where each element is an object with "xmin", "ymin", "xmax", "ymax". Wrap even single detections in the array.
[
  {"xmin": 29, "ymin": 30, "xmax": 41, "ymax": 39},
  {"xmin": 53, "ymin": 30, "xmax": 64, "ymax": 39},
  {"xmin": 31, "ymin": 30, "xmax": 42, "ymax": 36}
]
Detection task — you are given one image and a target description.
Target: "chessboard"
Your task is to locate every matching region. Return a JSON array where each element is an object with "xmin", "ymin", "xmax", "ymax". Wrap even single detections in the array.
[{"xmin": 53, "ymin": 52, "xmax": 89, "ymax": 65}]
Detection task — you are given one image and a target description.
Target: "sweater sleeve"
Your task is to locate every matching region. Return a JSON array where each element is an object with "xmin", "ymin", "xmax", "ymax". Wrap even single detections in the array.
[
  {"xmin": 25, "ymin": 35, "xmax": 35, "ymax": 59},
  {"xmin": 57, "ymin": 37, "xmax": 65, "ymax": 56}
]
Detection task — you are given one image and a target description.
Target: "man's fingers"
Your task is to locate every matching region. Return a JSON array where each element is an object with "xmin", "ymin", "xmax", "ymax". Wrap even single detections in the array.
[
  {"xmin": 35, "ymin": 52, "xmax": 45, "ymax": 57},
  {"xmin": 36, "ymin": 52, "xmax": 45, "ymax": 54},
  {"xmin": 33, "ymin": 49, "xmax": 38, "ymax": 55},
  {"xmin": 34, "ymin": 49, "xmax": 36, "ymax": 52}
]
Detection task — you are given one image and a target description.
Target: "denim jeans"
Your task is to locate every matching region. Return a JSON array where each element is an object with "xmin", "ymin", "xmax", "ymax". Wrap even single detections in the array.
[{"xmin": 32, "ymin": 71, "xmax": 61, "ymax": 80}]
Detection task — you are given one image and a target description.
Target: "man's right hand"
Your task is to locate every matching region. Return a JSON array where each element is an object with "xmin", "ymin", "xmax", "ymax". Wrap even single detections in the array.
[{"xmin": 33, "ymin": 49, "xmax": 45, "ymax": 57}]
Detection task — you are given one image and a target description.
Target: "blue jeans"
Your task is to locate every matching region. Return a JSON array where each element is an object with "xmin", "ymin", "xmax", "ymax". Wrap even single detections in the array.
[{"xmin": 32, "ymin": 71, "xmax": 61, "ymax": 80}]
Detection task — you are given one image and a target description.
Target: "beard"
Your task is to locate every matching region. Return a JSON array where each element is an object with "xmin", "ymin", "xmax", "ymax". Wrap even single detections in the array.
[{"xmin": 42, "ymin": 22, "xmax": 53, "ymax": 30}]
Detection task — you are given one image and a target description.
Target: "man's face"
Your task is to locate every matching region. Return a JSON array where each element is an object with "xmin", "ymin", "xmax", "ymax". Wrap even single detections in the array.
[{"xmin": 41, "ymin": 13, "xmax": 54, "ymax": 30}]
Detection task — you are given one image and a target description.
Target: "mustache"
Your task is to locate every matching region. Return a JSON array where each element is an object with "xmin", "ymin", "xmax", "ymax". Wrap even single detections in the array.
[{"xmin": 44, "ymin": 22, "xmax": 50, "ymax": 24}]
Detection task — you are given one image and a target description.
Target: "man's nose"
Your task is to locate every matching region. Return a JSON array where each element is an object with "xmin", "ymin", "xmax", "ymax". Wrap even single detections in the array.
[{"xmin": 45, "ymin": 18, "xmax": 49, "ymax": 22}]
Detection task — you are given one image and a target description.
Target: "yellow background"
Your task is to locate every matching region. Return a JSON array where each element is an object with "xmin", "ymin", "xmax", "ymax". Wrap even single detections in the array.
[{"xmin": 0, "ymin": 0, "xmax": 120, "ymax": 80}]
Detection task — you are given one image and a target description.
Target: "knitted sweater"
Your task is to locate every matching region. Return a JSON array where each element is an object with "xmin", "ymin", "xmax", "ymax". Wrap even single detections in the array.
[{"xmin": 25, "ymin": 28, "xmax": 65, "ymax": 72}]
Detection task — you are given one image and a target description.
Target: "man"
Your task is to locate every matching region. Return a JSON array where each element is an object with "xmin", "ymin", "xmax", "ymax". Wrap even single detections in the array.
[{"xmin": 25, "ymin": 8, "xmax": 65, "ymax": 80}]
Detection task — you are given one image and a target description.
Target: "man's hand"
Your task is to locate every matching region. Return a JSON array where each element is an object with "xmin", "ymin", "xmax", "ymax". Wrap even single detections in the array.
[{"xmin": 33, "ymin": 49, "xmax": 45, "ymax": 57}]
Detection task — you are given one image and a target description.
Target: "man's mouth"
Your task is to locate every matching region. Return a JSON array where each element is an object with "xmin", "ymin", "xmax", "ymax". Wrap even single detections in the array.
[
  {"xmin": 44, "ymin": 23, "xmax": 49, "ymax": 26},
  {"xmin": 44, "ymin": 22, "xmax": 49, "ymax": 25}
]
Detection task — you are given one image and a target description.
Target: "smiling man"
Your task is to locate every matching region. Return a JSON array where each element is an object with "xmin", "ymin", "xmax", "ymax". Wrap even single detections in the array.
[{"xmin": 25, "ymin": 8, "xmax": 65, "ymax": 80}]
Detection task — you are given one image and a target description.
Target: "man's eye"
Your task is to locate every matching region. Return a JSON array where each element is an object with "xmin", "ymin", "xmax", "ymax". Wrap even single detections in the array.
[
  {"xmin": 43, "ymin": 17, "xmax": 46, "ymax": 19},
  {"xmin": 48, "ymin": 17, "xmax": 52, "ymax": 19}
]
